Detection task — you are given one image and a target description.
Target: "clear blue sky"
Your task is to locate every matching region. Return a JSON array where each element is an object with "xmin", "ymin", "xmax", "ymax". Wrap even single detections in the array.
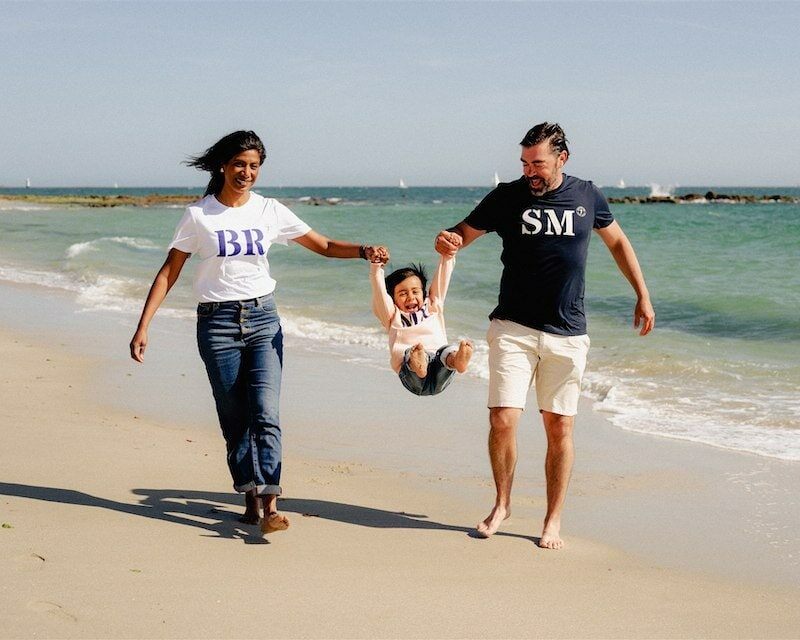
[{"xmin": 2, "ymin": 1, "xmax": 798, "ymax": 188}]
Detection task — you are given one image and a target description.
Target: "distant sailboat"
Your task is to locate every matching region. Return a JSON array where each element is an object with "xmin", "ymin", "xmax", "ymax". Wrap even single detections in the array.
[
  {"xmin": 616, "ymin": 179, "xmax": 626, "ymax": 189},
  {"xmin": 399, "ymin": 178, "xmax": 408, "ymax": 189},
  {"xmin": 493, "ymin": 171, "xmax": 501, "ymax": 187},
  {"xmin": 25, "ymin": 178, "xmax": 31, "ymax": 189}
]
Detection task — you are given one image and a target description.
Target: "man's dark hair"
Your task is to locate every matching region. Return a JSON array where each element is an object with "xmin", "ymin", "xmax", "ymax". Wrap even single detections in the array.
[
  {"xmin": 519, "ymin": 122, "xmax": 569, "ymax": 156},
  {"xmin": 385, "ymin": 263, "xmax": 428, "ymax": 300}
]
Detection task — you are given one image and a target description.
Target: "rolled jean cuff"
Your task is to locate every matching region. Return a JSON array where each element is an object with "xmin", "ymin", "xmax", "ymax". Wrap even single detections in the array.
[
  {"xmin": 439, "ymin": 344, "xmax": 459, "ymax": 369},
  {"xmin": 235, "ymin": 481, "xmax": 282, "ymax": 496}
]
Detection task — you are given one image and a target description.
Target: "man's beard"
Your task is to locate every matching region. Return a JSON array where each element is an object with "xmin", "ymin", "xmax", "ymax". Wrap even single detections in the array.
[{"xmin": 528, "ymin": 176, "xmax": 552, "ymax": 195}]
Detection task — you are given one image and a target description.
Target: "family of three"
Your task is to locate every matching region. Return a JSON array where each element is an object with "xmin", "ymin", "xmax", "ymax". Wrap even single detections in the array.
[{"xmin": 130, "ymin": 123, "xmax": 655, "ymax": 548}]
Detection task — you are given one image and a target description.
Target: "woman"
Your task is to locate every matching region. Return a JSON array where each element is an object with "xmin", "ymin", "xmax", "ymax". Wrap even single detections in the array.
[{"xmin": 129, "ymin": 130, "xmax": 388, "ymax": 534}]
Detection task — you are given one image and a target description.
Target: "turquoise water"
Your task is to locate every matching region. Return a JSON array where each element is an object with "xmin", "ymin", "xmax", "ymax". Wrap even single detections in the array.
[{"xmin": 2, "ymin": 186, "xmax": 798, "ymax": 460}]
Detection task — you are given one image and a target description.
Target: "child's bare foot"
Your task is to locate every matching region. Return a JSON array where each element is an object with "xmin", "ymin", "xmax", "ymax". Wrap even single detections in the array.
[
  {"xmin": 447, "ymin": 339, "xmax": 473, "ymax": 374},
  {"xmin": 409, "ymin": 344, "xmax": 428, "ymax": 377}
]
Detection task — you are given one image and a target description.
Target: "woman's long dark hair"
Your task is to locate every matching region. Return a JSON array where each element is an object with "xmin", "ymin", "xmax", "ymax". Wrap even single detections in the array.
[{"xmin": 185, "ymin": 130, "xmax": 267, "ymax": 196}]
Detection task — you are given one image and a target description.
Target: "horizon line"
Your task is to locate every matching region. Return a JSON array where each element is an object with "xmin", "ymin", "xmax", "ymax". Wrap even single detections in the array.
[{"xmin": 2, "ymin": 183, "xmax": 800, "ymax": 190}]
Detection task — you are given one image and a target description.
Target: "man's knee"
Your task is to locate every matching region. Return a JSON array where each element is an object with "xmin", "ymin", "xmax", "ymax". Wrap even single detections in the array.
[
  {"xmin": 490, "ymin": 407, "xmax": 522, "ymax": 433},
  {"xmin": 541, "ymin": 411, "xmax": 574, "ymax": 440}
]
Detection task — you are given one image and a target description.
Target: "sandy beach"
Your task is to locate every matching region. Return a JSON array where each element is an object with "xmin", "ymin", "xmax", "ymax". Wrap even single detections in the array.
[{"xmin": 1, "ymin": 280, "xmax": 799, "ymax": 639}]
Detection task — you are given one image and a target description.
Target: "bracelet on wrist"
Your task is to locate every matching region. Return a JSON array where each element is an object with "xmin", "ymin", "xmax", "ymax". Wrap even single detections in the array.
[{"xmin": 359, "ymin": 245, "xmax": 367, "ymax": 260}]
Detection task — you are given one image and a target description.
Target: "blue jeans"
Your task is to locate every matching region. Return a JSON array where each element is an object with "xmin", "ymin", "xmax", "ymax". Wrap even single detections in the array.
[
  {"xmin": 398, "ymin": 345, "xmax": 456, "ymax": 396},
  {"xmin": 196, "ymin": 294, "xmax": 283, "ymax": 496}
]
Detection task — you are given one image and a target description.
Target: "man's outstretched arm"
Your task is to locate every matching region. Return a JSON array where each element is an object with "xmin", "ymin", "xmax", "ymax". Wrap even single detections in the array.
[{"xmin": 435, "ymin": 220, "xmax": 485, "ymax": 256}]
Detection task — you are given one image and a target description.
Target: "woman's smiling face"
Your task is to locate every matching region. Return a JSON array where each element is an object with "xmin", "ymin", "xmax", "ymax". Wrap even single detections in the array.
[{"xmin": 221, "ymin": 149, "xmax": 262, "ymax": 198}]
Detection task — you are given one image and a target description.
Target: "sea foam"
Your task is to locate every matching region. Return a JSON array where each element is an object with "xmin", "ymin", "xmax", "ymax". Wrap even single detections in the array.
[
  {"xmin": 584, "ymin": 370, "xmax": 800, "ymax": 461},
  {"xmin": 66, "ymin": 236, "xmax": 160, "ymax": 259}
]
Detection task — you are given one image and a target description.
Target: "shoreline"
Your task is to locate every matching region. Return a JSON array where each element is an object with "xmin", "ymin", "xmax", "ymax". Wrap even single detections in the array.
[
  {"xmin": 2, "ymin": 278, "xmax": 800, "ymax": 637},
  {"xmin": 1, "ymin": 200, "xmax": 797, "ymax": 465}
]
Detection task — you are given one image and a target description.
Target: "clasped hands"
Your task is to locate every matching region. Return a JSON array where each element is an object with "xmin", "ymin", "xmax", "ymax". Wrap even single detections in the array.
[
  {"xmin": 435, "ymin": 229, "xmax": 463, "ymax": 256},
  {"xmin": 363, "ymin": 245, "xmax": 390, "ymax": 264}
]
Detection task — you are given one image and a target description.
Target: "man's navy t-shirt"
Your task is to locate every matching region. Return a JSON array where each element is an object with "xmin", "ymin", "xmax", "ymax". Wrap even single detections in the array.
[{"xmin": 465, "ymin": 175, "xmax": 614, "ymax": 336}]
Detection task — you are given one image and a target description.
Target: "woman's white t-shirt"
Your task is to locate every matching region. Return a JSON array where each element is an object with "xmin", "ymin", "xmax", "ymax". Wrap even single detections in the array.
[{"xmin": 169, "ymin": 193, "xmax": 311, "ymax": 302}]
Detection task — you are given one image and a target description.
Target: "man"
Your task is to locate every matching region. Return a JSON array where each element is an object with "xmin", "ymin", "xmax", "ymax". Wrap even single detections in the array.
[{"xmin": 435, "ymin": 122, "xmax": 655, "ymax": 549}]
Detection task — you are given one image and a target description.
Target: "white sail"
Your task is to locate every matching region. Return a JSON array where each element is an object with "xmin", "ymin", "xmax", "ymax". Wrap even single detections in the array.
[
  {"xmin": 616, "ymin": 179, "xmax": 626, "ymax": 189},
  {"xmin": 493, "ymin": 171, "xmax": 501, "ymax": 187},
  {"xmin": 399, "ymin": 178, "xmax": 407, "ymax": 189},
  {"xmin": 25, "ymin": 178, "xmax": 31, "ymax": 188}
]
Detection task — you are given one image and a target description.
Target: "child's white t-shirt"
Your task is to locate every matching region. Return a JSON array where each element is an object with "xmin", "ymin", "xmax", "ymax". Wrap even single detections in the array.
[{"xmin": 169, "ymin": 193, "xmax": 311, "ymax": 302}]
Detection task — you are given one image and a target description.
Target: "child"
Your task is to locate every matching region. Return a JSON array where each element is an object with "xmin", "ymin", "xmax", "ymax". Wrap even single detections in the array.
[{"xmin": 370, "ymin": 251, "xmax": 473, "ymax": 396}]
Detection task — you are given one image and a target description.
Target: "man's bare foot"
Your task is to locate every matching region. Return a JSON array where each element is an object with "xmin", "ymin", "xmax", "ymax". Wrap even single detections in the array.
[
  {"xmin": 261, "ymin": 512, "xmax": 290, "ymax": 534},
  {"xmin": 447, "ymin": 339, "xmax": 473, "ymax": 374},
  {"xmin": 476, "ymin": 505, "xmax": 510, "ymax": 538},
  {"xmin": 539, "ymin": 518, "xmax": 564, "ymax": 550},
  {"xmin": 409, "ymin": 344, "xmax": 428, "ymax": 378},
  {"xmin": 239, "ymin": 491, "xmax": 260, "ymax": 524}
]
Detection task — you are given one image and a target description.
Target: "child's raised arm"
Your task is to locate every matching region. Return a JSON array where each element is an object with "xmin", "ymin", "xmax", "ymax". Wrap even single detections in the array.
[
  {"xmin": 428, "ymin": 253, "xmax": 455, "ymax": 310},
  {"xmin": 370, "ymin": 261, "xmax": 396, "ymax": 329}
]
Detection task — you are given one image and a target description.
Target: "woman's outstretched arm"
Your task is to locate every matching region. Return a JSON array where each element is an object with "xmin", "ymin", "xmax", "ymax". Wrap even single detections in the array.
[{"xmin": 294, "ymin": 230, "xmax": 388, "ymax": 262}]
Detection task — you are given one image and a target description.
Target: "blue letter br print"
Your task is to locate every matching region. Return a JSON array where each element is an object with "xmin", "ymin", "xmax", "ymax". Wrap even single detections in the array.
[{"xmin": 215, "ymin": 229, "xmax": 267, "ymax": 256}]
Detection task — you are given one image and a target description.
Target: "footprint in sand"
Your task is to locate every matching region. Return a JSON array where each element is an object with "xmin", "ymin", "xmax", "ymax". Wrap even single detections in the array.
[{"xmin": 27, "ymin": 600, "xmax": 78, "ymax": 622}]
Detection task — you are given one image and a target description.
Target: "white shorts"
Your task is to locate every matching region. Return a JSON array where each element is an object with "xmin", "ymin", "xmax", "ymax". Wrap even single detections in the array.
[{"xmin": 486, "ymin": 318, "xmax": 590, "ymax": 416}]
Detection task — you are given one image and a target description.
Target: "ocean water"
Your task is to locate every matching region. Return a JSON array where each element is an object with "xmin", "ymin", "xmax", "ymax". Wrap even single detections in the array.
[{"xmin": 2, "ymin": 185, "xmax": 799, "ymax": 461}]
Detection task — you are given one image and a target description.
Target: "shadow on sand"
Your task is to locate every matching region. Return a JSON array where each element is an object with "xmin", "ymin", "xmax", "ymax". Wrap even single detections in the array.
[{"xmin": 0, "ymin": 482, "xmax": 536, "ymax": 545}]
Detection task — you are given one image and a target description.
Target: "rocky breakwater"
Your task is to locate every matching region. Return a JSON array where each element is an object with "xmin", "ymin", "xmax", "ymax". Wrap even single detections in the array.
[
  {"xmin": 609, "ymin": 191, "xmax": 800, "ymax": 205},
  {"xmin": 0, "ymin": 194, "xmax": 198, "ymax": 208},
  {"xmin": 1, "ymin": 193, "xmax": 349, "ymax": 208}
]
